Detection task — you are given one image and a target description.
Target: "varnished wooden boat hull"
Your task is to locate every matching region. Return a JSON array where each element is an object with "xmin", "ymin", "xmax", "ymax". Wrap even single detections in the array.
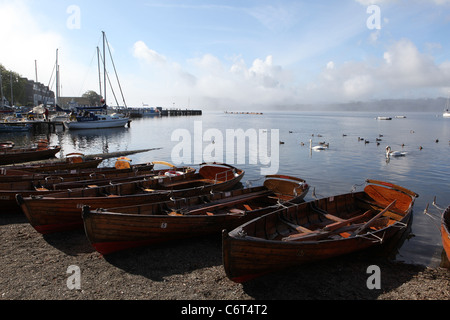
[
  {"xmin": 0, "ymin": 146, "xmax": 61, "ymax": 165},
  {"xmin": 442, "ymin": 206, "xmax": 450, "ymax": 260},
  {"xmin": 17, "ymin": 163, "xmax": 244, "ymax": 234},
  {"xmin": 7, "ymin": 157, "xmax": 103, "ymax": 172},
  {"xmin": 223, "ymin": 180, "xmax": 417, "ymax": 283},
  {"xmin": 0, "ymin": 162, "xmax": 156, "ymax": 183},
  {"xmin": 82, "ymin": 176, "xmax": 309, "ymax": 255},
  {"xmin": 0, "ymin": 167, "xmax": 193, "ymax": 214}
]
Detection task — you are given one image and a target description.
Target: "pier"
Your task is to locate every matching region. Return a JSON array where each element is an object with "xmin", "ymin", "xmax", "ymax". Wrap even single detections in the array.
[
  {"xmin": 25, "ymin": 119, "xmax": 132, "ymax": 133},
  {"xmin": 161, "ymin": 109, "xmax": 202, "ymax": 117},
  {"xmin": 28, "ymin": 120, "xmax": 64, "ymax": 132},
  {"xmin": 126, "ymin": 107, "xmax": 202, "ymax": 118}
]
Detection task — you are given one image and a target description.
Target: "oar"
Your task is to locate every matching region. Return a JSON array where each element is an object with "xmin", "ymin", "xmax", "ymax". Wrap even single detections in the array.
[
  {"xmin": 323, "ymin": 209, "xmax": 373, "ymax": 232},
  {"xmin": 282, "ymin": 210, "xmax": 373, "ymax": 241},
  {"xmin": 282, "ymin": 223, "xmax": 365, "ymax": 242},
  {"xmin": 353, "ymin": 200, "xmax": 396, "ymax": 235}
]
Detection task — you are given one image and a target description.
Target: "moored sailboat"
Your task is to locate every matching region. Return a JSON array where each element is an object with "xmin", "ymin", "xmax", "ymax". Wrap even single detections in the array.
[{"xmin": 63, "ymin": 31, "xmax": 130, "ymax": 130}]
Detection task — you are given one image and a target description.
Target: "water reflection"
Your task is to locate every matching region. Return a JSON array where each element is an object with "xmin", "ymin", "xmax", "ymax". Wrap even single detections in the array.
[
  {"xmin": 2, "ymin": 110, "xmax": 448, "ymax": 268},
  {"xmin": 58, "ymin": 127, "xmax": 130, "ymax": 157}
]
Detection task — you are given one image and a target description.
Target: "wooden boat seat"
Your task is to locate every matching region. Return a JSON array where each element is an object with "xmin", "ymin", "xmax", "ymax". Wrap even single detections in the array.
[
  {"xmin": 268, "ymin": 194, "xmax": 295, "ymax": 201},
  {"xmin": 280, "ymin": 217, "xmax": 314, "ymax": 234},
  {"xmin": 162, "ymin": 178, "xmax": 216, "ymax": 188},
  {"xmin": 186, "ymin": 190, "xmax": 273, "ymax": 216},
  {"xmin": 355, "ymin": 197, "xmax": 404, "ymax": 220},
  {"xmin": 168, "ymin": 212, "xmax": 184, "ymax": 216},
  {"xmin": 229, "ymin": 208, "xmax": 245, "ymax": 215},
  {"xmin": 282, "ymin": 223, "xmax": 365, "ymax": 242},
  {"xmin": 282, "ymin": 209, "xmax": 374, "ymax": 242},
  {"xmin": 309, "ymin": 203, "xmax": 346, "ymax": 223}
]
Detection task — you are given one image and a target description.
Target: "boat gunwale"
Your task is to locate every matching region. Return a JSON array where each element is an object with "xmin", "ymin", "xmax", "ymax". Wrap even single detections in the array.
[{"xmin": 227, "ymin": 183, "xmax": 416, "ymax": 244}]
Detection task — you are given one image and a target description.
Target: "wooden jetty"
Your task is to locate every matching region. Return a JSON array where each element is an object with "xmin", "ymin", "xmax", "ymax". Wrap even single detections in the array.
[
  {"xmin": 126, "ymin": 108, "xmax": 202, "ymax": 118},
  {"xmin": 161, "ymin": 109, "xmax": 202, "ymax": 117}
]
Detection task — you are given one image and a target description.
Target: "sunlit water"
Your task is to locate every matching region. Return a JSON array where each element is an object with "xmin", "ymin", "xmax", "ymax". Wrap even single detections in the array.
[{"xmin": 4, "ymin": 110, "xmax": 449, "ymax": 267}]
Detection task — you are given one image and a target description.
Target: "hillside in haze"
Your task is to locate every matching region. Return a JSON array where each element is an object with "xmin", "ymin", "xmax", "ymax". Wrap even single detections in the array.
[{"xmin": 272, "ymin": 97, "xmax": 449, "ymax": 113}]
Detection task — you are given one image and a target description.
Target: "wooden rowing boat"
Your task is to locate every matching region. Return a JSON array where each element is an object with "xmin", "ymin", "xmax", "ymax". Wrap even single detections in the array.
[
  {"xmin": 0, "ymin": 163, "xmax": 194, "ymax": 214},
  {"xmin": 222, "ymin": 179, "xmax": 418, "ymax": 283},
  {"xmin": 0, "ymin": 140, "xmax": 61, "ymax": 165},
  {"xmin": 16, "ymin": 163, "xmax": 244, "ymax": 234},
  {"xmin": 5, "ymin": 153, "xmax": 103, "ymax": 172},
  {"xmin": 442, "ymin": 205, "xmax": 450, "ymax": 260},
  {"xmin": 0, "ymin": 159, "xmax": 170, "ymax": 192},
  {"xmin": 0, "ymin": 158, "xmax": 156, "ymax": 183},
  {"xmin": 82, "ymin": 175, "xmax": 309, "ymax": 255}
]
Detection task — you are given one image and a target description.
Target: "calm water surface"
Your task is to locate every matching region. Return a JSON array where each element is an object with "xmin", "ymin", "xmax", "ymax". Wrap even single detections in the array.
[{"xmin": 5, "ymin": 110, "xmax": 450, "ymax": 267}]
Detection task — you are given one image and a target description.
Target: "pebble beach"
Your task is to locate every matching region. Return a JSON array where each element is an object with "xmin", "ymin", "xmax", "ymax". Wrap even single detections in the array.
[{"xmin": 1, "ymin": 212, "xmax": 448, "ymax": 303}]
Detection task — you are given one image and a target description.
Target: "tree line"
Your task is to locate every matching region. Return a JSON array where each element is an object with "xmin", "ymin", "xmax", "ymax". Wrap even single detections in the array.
[
  {"xmin": 0, "ymin": 64, "xmax": 28, "ymax": 106},
  {"xmin": 1, "ymin": 63, "xmax": 102, "ymax": 107}
]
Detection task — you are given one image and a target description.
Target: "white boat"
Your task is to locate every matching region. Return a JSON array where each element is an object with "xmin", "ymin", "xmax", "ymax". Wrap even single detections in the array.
[
  {"xmin": 377, "ymin": 116, "xmax": 392, "ymax": 120},
  {"xmin": 444, "ymin": 92, "xmax": 450, "ymax": 118},
  {"xmin": 64, "ymin": 113, "xmax": 129, "ymax": 130},
  {"xmin": 50, "ymin": 113, "xmax": 70, "ymax": 122},
  {"xmin": 64, "ymin": 31, "xmax": 131, "ymax": 130}
]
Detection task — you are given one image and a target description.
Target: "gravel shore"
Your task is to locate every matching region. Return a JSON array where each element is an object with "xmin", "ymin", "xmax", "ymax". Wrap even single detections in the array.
[{"xmin": 1, "ymin": 212, "xmax": 448, "ymax": 302}]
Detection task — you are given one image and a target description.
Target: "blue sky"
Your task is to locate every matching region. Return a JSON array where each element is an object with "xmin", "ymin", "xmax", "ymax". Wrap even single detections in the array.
[{"xmin": 1, "ymin": 0, "xmax": 450, "ymax": 109}]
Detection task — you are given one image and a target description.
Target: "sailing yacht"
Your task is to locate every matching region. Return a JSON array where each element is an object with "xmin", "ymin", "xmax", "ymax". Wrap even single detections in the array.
[
  {"xmin": 63, "ymin": 31, "xmax": 130, "ymax": 130},
  {"xmin": 444, "ymin": 93, "xmax": 450, "ymax": 118}
]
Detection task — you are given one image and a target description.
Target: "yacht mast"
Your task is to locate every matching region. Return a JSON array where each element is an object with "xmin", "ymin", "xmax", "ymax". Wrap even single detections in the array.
[
  {"xmin": 97, "ymin": 47, "xmax": 102, "ymax": 98},
  {"xmin": 103, "ymin": 31, "xmax": 106, "ymax": 104},
  {"xmin": 55, "ymin": 49, "xmax": 59, "ymax": 105}
]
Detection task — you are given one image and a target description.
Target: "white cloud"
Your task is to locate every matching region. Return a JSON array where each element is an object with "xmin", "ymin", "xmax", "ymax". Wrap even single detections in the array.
[
  {"xmin": 309, "ymin": 39, "xmax": 450, "ymax": 102},
  {"xmin": 379, "ymin": 39, "xmax": 449, "ymax": 87},
  {"xmin": 355, "ymin": 0, "xmax": 450, "ymax": 5},
  {"xmin": 129, "ymin": 37, "xmax": 450, "ymax": 108},
  {"xmin": 131, "ymin": 41, "xmax": 295, "ymax": 108},
  {"xmin": 0, "ymin": 1, "xmax": 63, "ymax": 81},
  {"xmin": 132, "ymin": 41, "xmax": 167, "ymax": 66},
  {"xmin": 0, "ymin": 1, "xmax": 105, "ymax": 98}
]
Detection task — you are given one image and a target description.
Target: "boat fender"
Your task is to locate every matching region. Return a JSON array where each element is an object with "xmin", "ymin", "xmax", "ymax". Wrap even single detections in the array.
[{"xmin": 165, "ymin": 171, "xmax": 183, "ymax": 177}]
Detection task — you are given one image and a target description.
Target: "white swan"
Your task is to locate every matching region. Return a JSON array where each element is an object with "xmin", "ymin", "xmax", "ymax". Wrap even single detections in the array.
[
  {"xmin": 386, "ymin": 146, "xmax": 406, "ymax": 157},
  {"xmin": 310, "ymin": 139, "xmax": 328, "ymax": 151}
]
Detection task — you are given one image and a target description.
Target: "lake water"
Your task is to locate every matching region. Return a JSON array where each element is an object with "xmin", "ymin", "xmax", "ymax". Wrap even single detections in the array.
[{"xmin": 4, "ymin": 110, "xmax": 449, "ymax": 267}]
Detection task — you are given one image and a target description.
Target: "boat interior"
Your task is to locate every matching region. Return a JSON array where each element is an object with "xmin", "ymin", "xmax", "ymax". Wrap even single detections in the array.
[
  {"xmin": 93, "ymin": 187, "xmax": 279, "ymax": 217},
  {"xmin": 241, "ymin": 189, "xmax": 410, "ymax": 242}
]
